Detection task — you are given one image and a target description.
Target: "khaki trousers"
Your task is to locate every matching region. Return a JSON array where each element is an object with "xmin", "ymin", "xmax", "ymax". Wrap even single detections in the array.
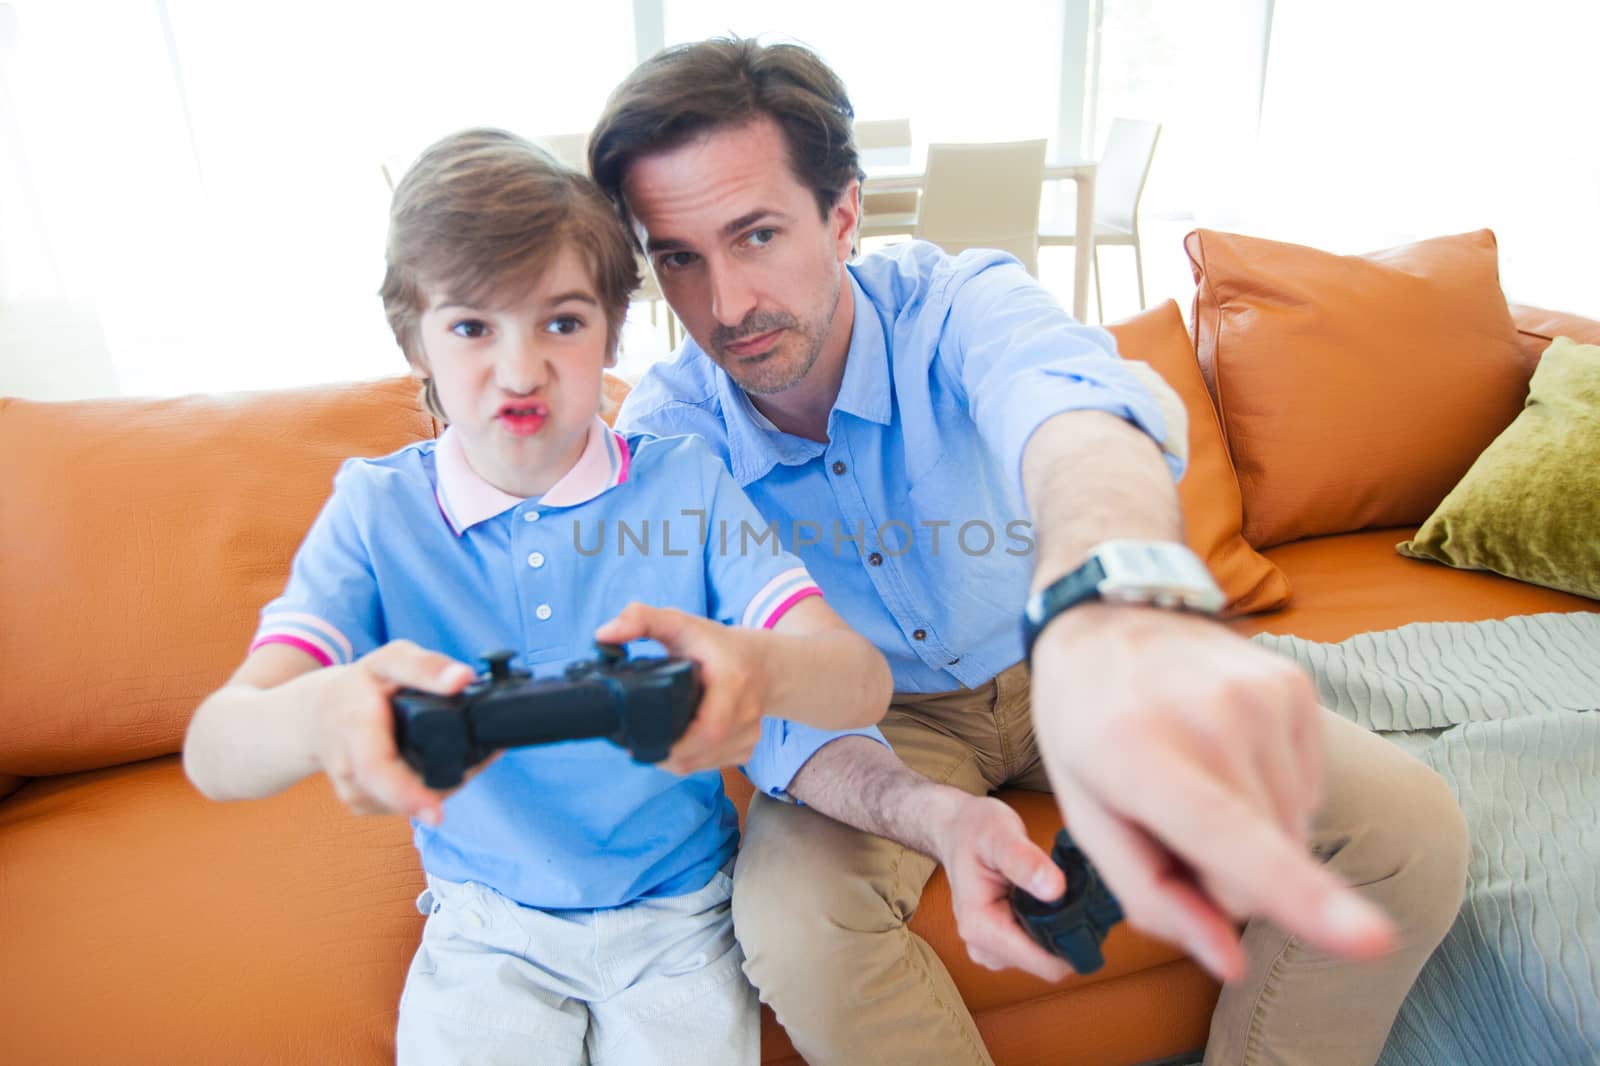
[{"xmin": 732, "ymin": 662, "xmax": 1470, "ymax": 1066}]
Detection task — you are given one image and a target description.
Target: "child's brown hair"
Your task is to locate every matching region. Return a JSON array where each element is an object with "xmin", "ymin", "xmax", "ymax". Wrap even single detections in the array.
[{"xmin": 380, "ymin": 128, "xmax": 639, "ymax": 419}]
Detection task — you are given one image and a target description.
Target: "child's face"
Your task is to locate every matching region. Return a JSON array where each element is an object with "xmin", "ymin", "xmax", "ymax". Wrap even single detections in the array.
[{"xmin": 416, "ymin": 245, "xmax": 613, "ymax": 498}]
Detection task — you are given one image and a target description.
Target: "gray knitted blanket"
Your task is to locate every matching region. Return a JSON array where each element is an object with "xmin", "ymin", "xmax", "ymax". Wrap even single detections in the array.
[{"xmin": 1254, "ymin": 612, "xmax": 1600, "ymax": 1066}]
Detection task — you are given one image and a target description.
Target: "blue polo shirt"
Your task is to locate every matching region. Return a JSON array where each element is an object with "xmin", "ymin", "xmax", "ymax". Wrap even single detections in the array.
[
  {"xmin": 616, "ymin": 241, "xmax": 1186, "ymax": 693},
  {"xmin": 252, "ymin": 417, "xmax": 883, "ymax": 910}
]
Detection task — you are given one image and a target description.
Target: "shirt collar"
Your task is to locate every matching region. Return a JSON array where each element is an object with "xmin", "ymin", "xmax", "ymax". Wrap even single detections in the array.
[
  {"xmin": 433, "ymin": 416, "xmax": 631, "ymax": 535},
  {"xmin": 716, "ymin": 271, "xmax": 893, "ymax": 487}
]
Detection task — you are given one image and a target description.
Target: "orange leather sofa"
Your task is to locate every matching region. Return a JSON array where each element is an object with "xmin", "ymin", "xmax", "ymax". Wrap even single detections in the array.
[{"xmin": 3, "ymin": 258, "xmax": 1596, "ymax": 1066}]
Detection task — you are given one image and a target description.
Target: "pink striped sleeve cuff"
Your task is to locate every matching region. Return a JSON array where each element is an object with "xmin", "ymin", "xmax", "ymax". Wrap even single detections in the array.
[
  {"xmin": 249, "ymin": 612, "xmax": 353, "ymax": 666},
  {"xmin": 742, "ymin": 568, "xmax": 824, "ymax": 630}
]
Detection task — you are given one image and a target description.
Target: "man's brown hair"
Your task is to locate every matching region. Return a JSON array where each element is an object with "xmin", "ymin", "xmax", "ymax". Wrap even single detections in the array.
[
  {"xmin": 588, "ymin": 37, "xmax": 863, "ymax": 233},
  {"xmin": 380, "ymin": 128, "xmax": 639, "ymax": 417}
]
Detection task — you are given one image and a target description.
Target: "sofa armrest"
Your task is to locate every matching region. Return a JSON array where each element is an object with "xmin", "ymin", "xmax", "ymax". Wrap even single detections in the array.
[{"xmin": 1509, "ymin": 303, "xmax": 1600, "ymax": 370}]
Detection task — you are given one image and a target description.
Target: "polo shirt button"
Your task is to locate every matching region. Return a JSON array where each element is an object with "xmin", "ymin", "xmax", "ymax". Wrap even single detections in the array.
[
  {"xmin": 912, "ymin": 629, "xmax": 927, "ymax": 641},
  {"xmin": 535, "ymin": 604, "xmax": 553, "ymax": 621},
  {"xmin": 523, "ymin": 511, "xmax": 540, "ymax": 522},
  {"xmin": 527, "ymin": 551, "xmax": 546, "ymax": 569},
  {"xmin": 868, "ymin": 552, "xmax": 883, "ymax": 566},
  {"xmin": 831, "ymin": 460, "xmax": 847, "ymax": 475}
]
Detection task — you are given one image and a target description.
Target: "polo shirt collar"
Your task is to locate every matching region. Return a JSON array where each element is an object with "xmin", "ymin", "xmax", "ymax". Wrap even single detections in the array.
[
  {"xmin": 433, "ymin": 416, "xmax": 631, "ymax": 535},
  {"xmin": 717, "ymin": 271, "xmax": 893, "ymax": 487}
]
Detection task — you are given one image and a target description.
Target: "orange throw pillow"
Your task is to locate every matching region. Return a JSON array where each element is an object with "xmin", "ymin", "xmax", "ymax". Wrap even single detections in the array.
[
  {"xmin": 1186, "ymin": 229, "xmax": 1528, "ymax": 549},
  {"xmin": 1107, "ymin": 302, "xmax": 1291, "ymax": 615}
]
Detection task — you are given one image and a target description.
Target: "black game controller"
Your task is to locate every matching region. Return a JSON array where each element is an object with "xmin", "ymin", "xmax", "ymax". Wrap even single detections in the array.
[
  {"xmin": 1010, "ymin": 827, "xmax": 1125, "ymax": 974},
  {"xmin": 391, "ymin": 643, "xmax": 701, "ymax": 789}
]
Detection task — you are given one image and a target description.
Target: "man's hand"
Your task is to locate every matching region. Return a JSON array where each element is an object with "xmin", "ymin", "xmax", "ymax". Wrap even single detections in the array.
[
  {"xmin": 1030, "ymin": 604, "xmax": 1397, "ymax": 982},
  {"xmin": 300, "ymin": 640, "xmax": 476, "ymax": 826},
  {"xmin": 932, "ymin": 793, "xmax": 1078, "ymax": 982},
  {"xmin": 594, "ymin": 603, "xmax": 767, "ymax": 775}
]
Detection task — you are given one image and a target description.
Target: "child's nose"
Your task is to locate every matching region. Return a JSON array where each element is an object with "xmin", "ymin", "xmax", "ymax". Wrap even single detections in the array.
[{"xmin": 495, "ymin": 336, "xmax": 548, "ymax": 395}]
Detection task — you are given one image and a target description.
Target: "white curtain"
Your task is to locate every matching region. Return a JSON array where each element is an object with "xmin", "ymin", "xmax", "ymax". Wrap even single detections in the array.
[
  {"xmin": 1246, "ymin": 0, "xmax": 1600, "ymax": 312},
  {"xmin": 0, "ymin": 0, "xmax": 636, "ymax": 400}
]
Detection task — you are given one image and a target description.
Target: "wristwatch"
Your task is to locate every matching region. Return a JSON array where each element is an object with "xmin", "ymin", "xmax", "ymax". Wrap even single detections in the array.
[{"xmin": 1021, "ymin": 539, "xmax": 1225, "ymax": 661}]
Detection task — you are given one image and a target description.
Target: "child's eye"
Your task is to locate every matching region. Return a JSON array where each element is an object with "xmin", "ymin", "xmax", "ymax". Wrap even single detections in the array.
[
  {"xmin": 745, "ymin": 227, "xmax": 777, "ymax": 248},
  {"xmin": 546, "ymin": 315, "xmax": 584, "ymax": 336},
  {"xmin": 658, "ymin": 251, "xmax": 697, "ymax": 272},
  {"xmin": 450, "ymin": 319, "xmax": 489, "ymax": 339}
]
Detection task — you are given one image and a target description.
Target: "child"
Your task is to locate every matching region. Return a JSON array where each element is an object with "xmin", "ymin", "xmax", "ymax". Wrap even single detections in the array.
[{"xmin": 182, "ymin": 128, "xmax": 892, "ymax": 1066}]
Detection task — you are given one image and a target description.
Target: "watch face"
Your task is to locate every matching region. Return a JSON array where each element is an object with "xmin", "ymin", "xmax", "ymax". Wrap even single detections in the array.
[{"xmin": 1094, "ymin": 540, "xmax": 1225, "ymax": 614}]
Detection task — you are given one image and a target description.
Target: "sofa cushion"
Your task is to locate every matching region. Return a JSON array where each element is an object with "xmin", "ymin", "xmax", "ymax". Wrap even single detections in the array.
[
  {"xmin": 0, "ymin": 377, "xmax": 437, "ymax": 777},
  {"xmin": 1186, "ymin": 229, "xmax": 1527, "ymax": 549},
  {"xmin": 1226, "ymin": 529, "xmax": 1596, "ymax": 643},
  {"xmin": 1398, "ymin": 337, "xmax": 1600, "ymax": 599},
  {"xmin": 1106, "ymin": 302, "xmax": 1291, "ymax": 615},
  {"xmin": 0, "ymin": 757, "xmax": 423, "ymax": 1064},
  {"xmin": 0, "ymin": 758, "xmax": 1216, "ymax": 1066}
]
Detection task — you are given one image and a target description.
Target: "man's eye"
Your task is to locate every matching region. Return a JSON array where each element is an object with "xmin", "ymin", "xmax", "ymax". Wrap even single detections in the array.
[
  {"xmin": 746, "ymin": 227, "xmax": 776, "ymax": 247},
  {"xmin": 450, "ymin": 320, "xmax": 489, "ymax": 339},
  {"xmin": 547, "ymin": 315, "xmax": 583, "ymax": 336},
  {"xmin": 658, "ymin": 251, "xmax": 696, "ymax": 272}
]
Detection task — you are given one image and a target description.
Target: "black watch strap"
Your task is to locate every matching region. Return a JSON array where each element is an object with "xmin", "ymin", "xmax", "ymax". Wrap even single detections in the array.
[{"xmin": 1021, "ymin": 556, "xmax": 1106, "ymax": 662}]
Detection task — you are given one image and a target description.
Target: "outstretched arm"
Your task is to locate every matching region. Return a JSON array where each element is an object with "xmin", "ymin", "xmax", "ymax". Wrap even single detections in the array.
[
  {"xmin": 1019, "ymin": 409, "xmax": 1395, "ymax": 981},
  {"xmin": 183, "ymin": 641, "xmax": 476, "ymax": 825}
]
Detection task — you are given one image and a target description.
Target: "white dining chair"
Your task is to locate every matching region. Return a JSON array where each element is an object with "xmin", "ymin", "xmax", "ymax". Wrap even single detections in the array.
[
  {"xmin": 854, "ymin": 118, "xmax": 918, "ymax": 241},
  {"xmin": 1039, "ymin": 118, "xmax": 1161, "ymax": 321},
  {"xmin": 913, "ymin": 139, "xmax": 1048, "ymax": 276}
]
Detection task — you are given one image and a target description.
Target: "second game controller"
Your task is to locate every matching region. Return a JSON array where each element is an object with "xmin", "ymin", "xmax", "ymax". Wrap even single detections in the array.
[{"xmin": 1010, "ymin": 827, "xmax": 1125, "ymax": 973}]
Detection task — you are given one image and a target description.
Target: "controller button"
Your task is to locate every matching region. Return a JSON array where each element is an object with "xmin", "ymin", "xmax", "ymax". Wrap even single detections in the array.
[
  {"xmin": 535, "ymin": 604, "xmax": 553, "ymax": 621},
  {"xmin": 527, "ymin": 551, "xmax": 546, "ymax": 569}
]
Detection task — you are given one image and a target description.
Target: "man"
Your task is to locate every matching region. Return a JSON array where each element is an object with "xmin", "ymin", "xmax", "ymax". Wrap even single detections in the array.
[{"xmin": 588, "ymin": 37, "xmax": 1469, "ymax": 1066}]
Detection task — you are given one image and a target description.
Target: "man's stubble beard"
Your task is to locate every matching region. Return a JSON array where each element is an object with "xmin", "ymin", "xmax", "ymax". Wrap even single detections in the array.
[{"xmin": 714, "ymin": 268, "xmax": 842, "ymax": 397}]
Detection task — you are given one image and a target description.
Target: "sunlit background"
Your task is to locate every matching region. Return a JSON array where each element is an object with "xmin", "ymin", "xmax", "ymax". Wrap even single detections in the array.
[{"xmin": 3, "ymin": 0, "xmax": 1596, "ymax": 399}]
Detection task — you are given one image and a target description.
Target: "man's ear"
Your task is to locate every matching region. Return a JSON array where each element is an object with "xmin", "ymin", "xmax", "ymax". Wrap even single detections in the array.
[{"xmin": 832, "ymin": 178, "xmax": 862, "ymax": 261}]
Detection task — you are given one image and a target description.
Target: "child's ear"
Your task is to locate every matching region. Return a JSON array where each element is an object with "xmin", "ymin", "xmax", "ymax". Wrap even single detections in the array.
[{"xmin": 603, "ymin": 346, "xmax": 618, "ymax": 370}]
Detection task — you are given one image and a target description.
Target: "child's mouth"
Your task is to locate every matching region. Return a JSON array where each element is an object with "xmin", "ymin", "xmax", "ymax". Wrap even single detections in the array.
[{"xmin": 497, "ymin": 402, "xmax": 548, "ymax": 437}]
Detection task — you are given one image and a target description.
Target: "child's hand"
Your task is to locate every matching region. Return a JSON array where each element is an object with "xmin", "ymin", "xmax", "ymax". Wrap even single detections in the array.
[
  {"xmin": 594, "ymin": 604, "xmax": 767, "ymax": 775},
  {"xmin": 301, "ymin": 640, "xmax": 477, "ymax": 826}
]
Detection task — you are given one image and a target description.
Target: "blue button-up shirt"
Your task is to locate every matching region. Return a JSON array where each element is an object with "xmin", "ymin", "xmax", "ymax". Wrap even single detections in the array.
[
  {"xmin": 617, "ymin": 242, "xmax": 1183, "ymax": 692},
  {"xmin": 253, "ymin": 418, "xmax": 881, "ymax": 909}
]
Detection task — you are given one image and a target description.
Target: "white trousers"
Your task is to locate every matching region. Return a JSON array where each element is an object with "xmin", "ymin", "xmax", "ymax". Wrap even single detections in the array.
[{"xmin": 396, "ymin": 864, "xmax": 757, "ymax": 1066}]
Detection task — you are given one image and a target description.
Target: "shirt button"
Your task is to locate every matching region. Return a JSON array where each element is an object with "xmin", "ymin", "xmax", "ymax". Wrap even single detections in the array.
[
  {"xmin": 535, "ymin": 604, "xmax": 553, "ymax": 621},
  {"xmin": 527, "ymin": 551, "xmax": 546, "ymax": 569},
  {"xmin": 913, "ymin": 629, "xmax": 927, "ymax": 641},
  {"xmin": 831, "ymin": 460, "xmax": 847, "ymax": 475},
  {"xmin": 523, "ymin": 511, "xmax": 540, "ymax": 522},
  {"xmin": 868, "ymin": 552, "xmax": 883, "ymax": 566}
]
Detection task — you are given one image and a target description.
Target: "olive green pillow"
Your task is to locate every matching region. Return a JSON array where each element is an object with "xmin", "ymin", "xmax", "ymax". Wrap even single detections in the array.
[{"xmin": 1397, "ymin": 336, "xmax": 1600, "ymax": 599}]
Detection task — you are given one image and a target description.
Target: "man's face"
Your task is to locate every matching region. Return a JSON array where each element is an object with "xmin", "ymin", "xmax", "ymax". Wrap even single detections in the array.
[{"xmin": 621, "ymin": 116, "xmax": 857, "ymax": 395}]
